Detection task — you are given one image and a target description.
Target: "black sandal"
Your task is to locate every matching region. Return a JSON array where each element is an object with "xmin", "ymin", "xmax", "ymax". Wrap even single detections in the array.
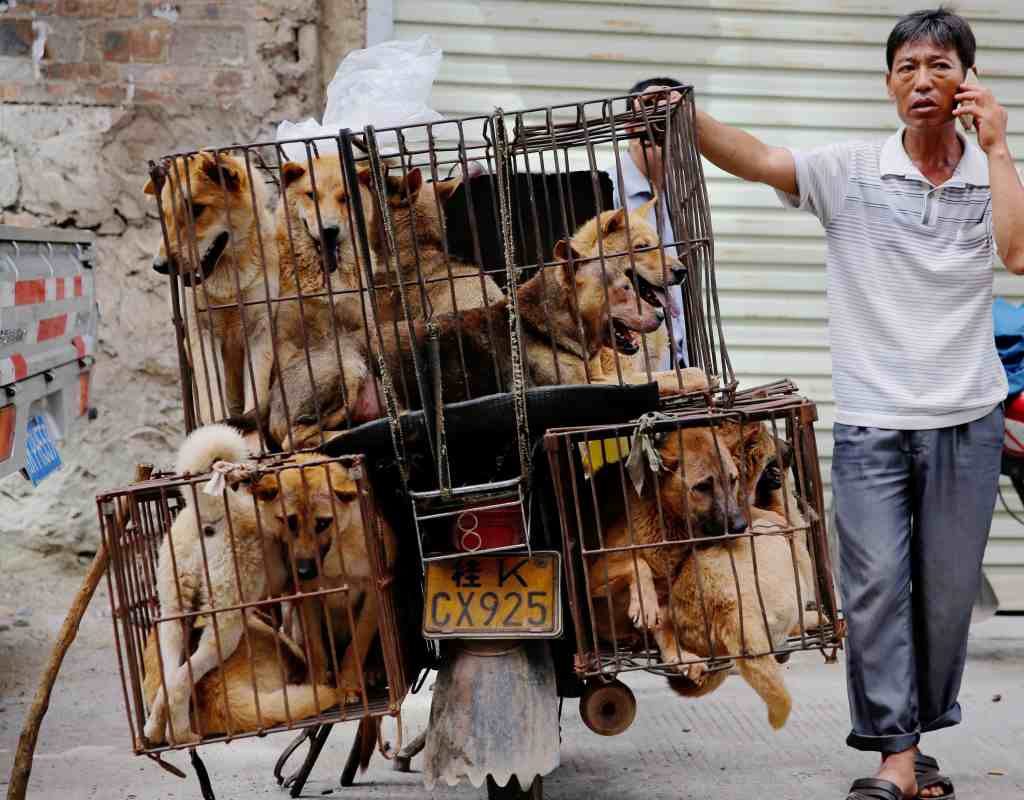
[
  {"xmin": 846, "ymin": 778, "xmax": 908, "ymax": 800},
  {"xmin": 914, "ymin": 753, "xmax": 956, "ymax": 800}
]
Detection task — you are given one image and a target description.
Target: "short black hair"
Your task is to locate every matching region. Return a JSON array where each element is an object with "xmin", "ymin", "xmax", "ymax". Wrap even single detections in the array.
[
  {"xmin": 886, "ymin": 6, "xmax": 976, "ymax": 72},
  {"xmin": 629, "ymin": 77, "xmax": 684, "ymax": 96}
]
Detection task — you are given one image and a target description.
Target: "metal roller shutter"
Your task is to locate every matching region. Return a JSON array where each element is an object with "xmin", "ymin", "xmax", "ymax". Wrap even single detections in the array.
[{"xmin": 390, "ymin": 0, "xmax": 1024, "ymax": 608}]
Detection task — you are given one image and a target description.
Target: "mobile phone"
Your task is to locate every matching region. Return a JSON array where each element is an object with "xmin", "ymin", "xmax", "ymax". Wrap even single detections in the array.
[{"xmin": 958, "ymin": 66, "xmax": 982, "ymax": 133}]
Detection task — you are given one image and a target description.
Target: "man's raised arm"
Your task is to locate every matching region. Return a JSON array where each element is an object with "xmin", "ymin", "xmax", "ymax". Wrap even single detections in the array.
[{"xmin": 694, "ymin": 110, "xmax": 799, "ymax": 196}]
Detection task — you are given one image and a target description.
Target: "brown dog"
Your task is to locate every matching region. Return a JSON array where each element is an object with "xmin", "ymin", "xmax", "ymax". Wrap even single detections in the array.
[
  {"xmin": 147, "ymin": 152, "xmax": 279, "ymax": 422},
  {"xmin": 565, "ymin": 199, "xmax": 686, "ymax": 383},
  {"xmin": 361, "ymin": 166, "xmax": 503, "ymax": 322},
  {"xmin": 253, "ymin": 454, "xmax": 398, "ymax": 704},
  {"xmin": 141, "ymin": 612, "xmax": 339, "ymax": 743}
]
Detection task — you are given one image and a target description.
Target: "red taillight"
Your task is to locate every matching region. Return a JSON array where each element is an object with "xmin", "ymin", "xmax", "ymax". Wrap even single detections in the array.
[
  {"xmin": 0, "ymin": 405, "xmax": 15, "ymax": 463},
  {"xmin": 79, "ymin": 372, "xmax": 90, "ymax": 417},
  {"xmin": 452, "ymin": 506, "xmax": 524, "ymax": 552}
]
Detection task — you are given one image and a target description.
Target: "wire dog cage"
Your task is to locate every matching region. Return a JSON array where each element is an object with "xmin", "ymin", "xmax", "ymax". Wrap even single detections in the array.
[
  {"xmin": 544, "ymin": 380, "xmax": 842, "ymax": 685},
  {"xmin": 99, "ymin": 454, "xmax": 408, "ymax": 756},
  {"xmin": 106, "ymin": 85, "xmax": 842, "ymax": 772},
  {"xmin": 144, "ymin": 86, "xmax": 732, "ymax": 586}
]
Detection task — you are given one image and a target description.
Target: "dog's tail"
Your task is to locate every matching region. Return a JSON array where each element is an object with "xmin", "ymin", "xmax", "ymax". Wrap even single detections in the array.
[
  {"xmin": 736, "ymin": 655, "xmax": 792, "ymax": 729},
  {"xmin": 176, "ymin": 423, "xmax": 249, "ymax": 476}
]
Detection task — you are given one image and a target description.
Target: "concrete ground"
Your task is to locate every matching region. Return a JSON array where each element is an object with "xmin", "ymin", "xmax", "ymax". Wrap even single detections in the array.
[{"xmin": 1, "ymin": 548, "xmax": 1022, "ymax": 800}]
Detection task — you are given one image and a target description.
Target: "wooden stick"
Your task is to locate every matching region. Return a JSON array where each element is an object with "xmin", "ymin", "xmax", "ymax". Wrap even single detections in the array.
[{"xmin": 6, "ymin": 463, "xmax": 153, "ymax": 800}]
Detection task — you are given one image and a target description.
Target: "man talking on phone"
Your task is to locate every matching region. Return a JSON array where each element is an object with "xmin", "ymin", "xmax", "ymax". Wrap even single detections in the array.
[{"xmin": 690, "ymin": 7, "xmax": 1023, "ymax": 800}]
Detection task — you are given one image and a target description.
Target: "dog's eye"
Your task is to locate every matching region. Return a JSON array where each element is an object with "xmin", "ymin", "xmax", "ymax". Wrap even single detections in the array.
[
  {"xmin": 693, "ymin": 478, "xmax": 713, "ymax": 494},
  {"xmin": 189, "ymin": 203, "xmax": 206, "ymax": 219},
  {"xmin": 305, "ymin": 191, "xmax": 315, "ymax": 200},
  {"xmin": 315, "ymin": 517, "xmax": 333, "ymax": 533},
  {"xmin": 286, "ymin": 514, "xmax": 299, "ymax": 532},
  {"xmin": 203, "ymin": 525, "xmax": 216, "ymax": 537}
]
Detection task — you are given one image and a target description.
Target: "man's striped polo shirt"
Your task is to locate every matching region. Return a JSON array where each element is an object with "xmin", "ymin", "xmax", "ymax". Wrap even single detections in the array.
[{"xmin": 777, "ymin": 127, "xmax": 1008, "ymax": 430}]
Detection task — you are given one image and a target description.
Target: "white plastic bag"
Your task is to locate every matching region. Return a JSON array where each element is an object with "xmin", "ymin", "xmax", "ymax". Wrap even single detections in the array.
[{"xmin": 276, "ymin": 36, "xmax": 443, "ymax": 163}]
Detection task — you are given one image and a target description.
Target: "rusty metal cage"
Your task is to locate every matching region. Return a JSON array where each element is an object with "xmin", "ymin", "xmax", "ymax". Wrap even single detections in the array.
[
  {"xmin": 544, "ymin": 381, "xmax": 842, "ymax": 688},
  {"xmin": 98, "ymin": 453, "xmax": 409, "ymax": 755}
]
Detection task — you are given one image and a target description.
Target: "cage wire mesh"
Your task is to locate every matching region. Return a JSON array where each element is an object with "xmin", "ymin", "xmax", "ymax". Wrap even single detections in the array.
[
  {"xmin": 99, "ymin": 454, "xmax": 408, "ymax": 755},
  {"xmin": 544, "ymin": 381, "xmax": 841, "ymax": 682},
  {"xmin": 113, "ymin": 85, "xmax": 839, "ymax": 752}
]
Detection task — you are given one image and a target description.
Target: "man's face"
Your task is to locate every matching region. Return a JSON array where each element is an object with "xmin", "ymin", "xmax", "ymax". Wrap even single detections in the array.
[{"xmin": 886, "ymin": 39, "xmax": 966, "ymax": 129}]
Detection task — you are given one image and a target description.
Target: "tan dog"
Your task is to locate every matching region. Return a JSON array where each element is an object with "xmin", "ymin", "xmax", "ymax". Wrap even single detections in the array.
[
  {"xmin": 253, "ymin": 454, "xmax": 398, "ymax": 704},
  {"xmin": 143, "ymin": 424, "xmax": 291, "ymax": 745},
  {"xmin": 655, "ymin": 508, "xmax": 805, "ymax": 729},
  {"xmin": 147, "ymin": 152, "xmax": 279, "ymax": 422},
  {"xmin": 141, "ymin": 612, "xmax": 339, "ymax": 743},
  {"xmin": 362, "ymin": 166, "xmax": 503, "ymax": 322},
  {"xmin": 591, "ymin": 416, "xmax": 817, "ymax": 729},
  {"xmin": 271, "ymin": 155, "xmax": 375, "ymax": 415},
  {"xmin": 565, "ymin": 200, "xmax": 686, "ymax": 385}
]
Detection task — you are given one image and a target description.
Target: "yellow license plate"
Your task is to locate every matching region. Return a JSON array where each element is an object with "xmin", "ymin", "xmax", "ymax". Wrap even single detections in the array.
[{"xmin": 422, "ymin": 552, "xmax": 562, "ymax": 639}]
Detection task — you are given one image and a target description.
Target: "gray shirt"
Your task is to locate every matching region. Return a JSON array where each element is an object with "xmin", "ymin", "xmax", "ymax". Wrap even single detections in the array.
[{"xmin": 777, "ymin": 127, "xmax": 1006, "ymax": 429}]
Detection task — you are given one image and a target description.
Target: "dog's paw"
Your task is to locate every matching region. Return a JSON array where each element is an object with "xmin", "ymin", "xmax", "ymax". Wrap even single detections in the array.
[
  {"xmin": 676, "ymin": 655, "xmax": 708, "ymax": 686},
  {"xmin": 628, "ymin": 584, "xmax": 662, "ymax": 630},
  {"xmin": 167, "ymin": 727, "xmax": 202, "ymax": 746},
  {"xmin": 142, "ymin": 712, "xmax": 166, "ymax": 745}
]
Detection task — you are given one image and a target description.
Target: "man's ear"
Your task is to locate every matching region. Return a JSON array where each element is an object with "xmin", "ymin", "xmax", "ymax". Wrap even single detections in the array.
[
  {"xmin": 601, "ymin": 207, "xmax": 628, "ymax": 235},
  {"xmin": 281, "ymin": 161, "xmax": 307, "ymax": 189},
  {"xmin": 200, "ymin": 153, "xmax": 241, "ymax": 193}
]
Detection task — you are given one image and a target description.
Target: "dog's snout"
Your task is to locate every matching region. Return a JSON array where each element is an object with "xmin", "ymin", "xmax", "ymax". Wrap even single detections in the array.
[
  {"xmin": 152, "ymin": 255, "xmax": 171, "ymax": 274},
  {"xmin": 296, "ymin": 559, "xmax": 319, "ymax": 580},
  {"xmin": 728, "ymin": 510, "xmax": 748, "ymax": 535},
  {"xmin": 671, "ymin": 266, "xmax": 687, "ymax": 284},
  {"xmin": 321, "ymin": 224, "xmax": 341, "ymax": 242}
]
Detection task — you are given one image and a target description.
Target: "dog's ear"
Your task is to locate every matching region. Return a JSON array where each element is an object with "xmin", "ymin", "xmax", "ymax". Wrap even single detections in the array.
[
  {"xmin": 281, "ymin": 161, "xmax": 307, "ymax": 189},
  {"xmin": 636, "ymin": 192, "xmax": 659, "ymax": 220},
  {"xmin": 553, "ymin": 238, "xmax": 588, "ymax": 284},
  {"xmin": 143, "ymin": 177, "xmax": 157, "ymax": 196},
  {"xmin": 200, "ymin": 153, "xmax": 242, "ymax": 193},
  {"xmin": 384, "ymin": 167, "xmax": 423, "ymax": 206},
  {"xmin": 249, "ymin": 474, "xmax": 281, "ymax": 503},
  {"xmin": 600, "ymin": 207, "xmax": 629, "ymax": 236},
  {"xmin": 431, "ymin": 176, "xmax": 461, "ymax": 206}
]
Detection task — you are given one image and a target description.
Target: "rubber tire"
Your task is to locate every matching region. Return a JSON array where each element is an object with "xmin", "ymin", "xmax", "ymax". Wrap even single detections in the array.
[{"xmin": 486, "ymin": 775, "xmax": 543, "ymax": 799}]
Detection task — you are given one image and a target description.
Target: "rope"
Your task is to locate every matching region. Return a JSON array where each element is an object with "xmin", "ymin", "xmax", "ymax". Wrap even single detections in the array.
[
  {"xmin": 493, "ymin": 108, "xmax": 532, "ymax": 479},
  {"xmin": 363, "ymin": 132, "xmax": 410, "ymax": 483},
  {"xmin": 624, "ymin": 411, "xmax": 675, "ymax": 496}
]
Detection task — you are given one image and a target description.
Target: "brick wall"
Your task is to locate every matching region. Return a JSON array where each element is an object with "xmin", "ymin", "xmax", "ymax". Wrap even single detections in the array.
[{"xmin": 0, "ymin": 0, "xmax": 367, "ymax": 556}]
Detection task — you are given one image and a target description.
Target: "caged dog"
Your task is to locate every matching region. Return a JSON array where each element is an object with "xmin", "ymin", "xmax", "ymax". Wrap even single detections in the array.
[
  {"xmin": 360, "ymin": 165, "xmax": 504, "ymax": 323},
  {"xmin": 588, "ymin": 408, "xmax": 818, "ymax": 730},
  {"xmin": 266, "ymin": 454, "xmax": 399, "ymax": 703},
  {"xmin": 143, "ymin": 423, "xmax": 289, "ymax": 745},
  {"xmin": 143, "ymin": 425, "xmax": 371, "ymax": 745},
  {"xmin": 146, "ymin": 152, "xmax": 279, "ymax": 423},
  {"xmin": 264, "ymin": 202, "xmax": 682, "ymax": 448},
  {"xmin": 141, "ymin": 610, "xmax": 339, "ymax": 742}
]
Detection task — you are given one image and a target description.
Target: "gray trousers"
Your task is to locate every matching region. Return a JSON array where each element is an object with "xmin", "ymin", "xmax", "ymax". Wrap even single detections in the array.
[{"xmin": 831, "ymin": 406, "xmax": 1003, "ymax": 754}]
